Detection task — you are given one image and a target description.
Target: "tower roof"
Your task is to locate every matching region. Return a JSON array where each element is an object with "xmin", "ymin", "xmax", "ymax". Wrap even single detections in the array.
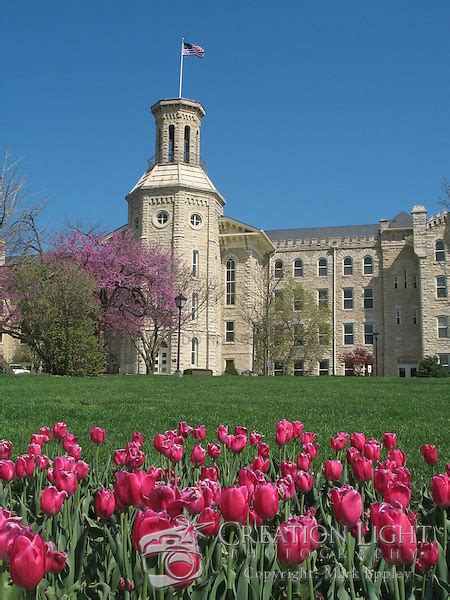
[{"xmin": 127, "ymin": 162, "xmax": 225, "ymax": 205}]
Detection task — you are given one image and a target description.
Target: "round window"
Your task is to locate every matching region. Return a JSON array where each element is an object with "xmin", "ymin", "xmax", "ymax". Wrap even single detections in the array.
[
  {"xmin": 156, "ymin": 211, "xmax": 169, "ymax": 225},
  {"xmin": 190, "ymin": 213, "xmax": 202, "ymax": 227}
]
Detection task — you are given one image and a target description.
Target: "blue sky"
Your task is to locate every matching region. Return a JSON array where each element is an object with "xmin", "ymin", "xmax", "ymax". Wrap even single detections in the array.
[{"xmin": 1, "ymin": 1, "xmax": 449, "ymax": 233}]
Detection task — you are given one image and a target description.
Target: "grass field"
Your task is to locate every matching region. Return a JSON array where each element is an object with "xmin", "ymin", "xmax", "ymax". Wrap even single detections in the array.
[{"xmin": 0, "ymin": 374, "xmax": 448, "ymax": 488}]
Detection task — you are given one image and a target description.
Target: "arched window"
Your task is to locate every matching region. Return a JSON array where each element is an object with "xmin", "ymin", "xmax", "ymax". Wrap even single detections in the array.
[
  {"xmin": 184, "ymin": 126, "xmax": 190, "ymax": 163},
  {"xmin": 168, "ymin": 125, "xmax": 175, "ymax": 162},
  {"xmin": 274, "ymin": 260, "xmax": 283, "ymax": 278},
  {"xmin": 318, "ymin": 258, "xmax": 327, "ymax": 277},
  {"xmin": 226, "ymin": 258, "xmax": 236, "ymax": 306},
  {"xmin": 293, "ymin": 259, "xmax": 303, "ymax": 277},
  {"xmin": 343, "ymin": 257, "xmax": 353, "ymax": 275},
  {"xmin": 192, "ymin": 250, "xmax": 199, "ymax": 277},
  {"xmin": 191, "ymin": 338, "xmax": 198, "ymax": 366},
  {"xmin": 191, "ymin": 293, "xmax": 198, "ymax": 320},
  {"xmin": 363, "ymin": 256, "xmax": 374, "ymax": 275},
  {"xmin": 435, "ymin": 240, "xmax": 445, "ymax": 262}
]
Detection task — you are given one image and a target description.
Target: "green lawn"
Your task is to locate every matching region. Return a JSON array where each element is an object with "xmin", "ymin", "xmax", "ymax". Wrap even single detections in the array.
[{"xmin": 0, "ymin": 375, "xmax": 448, "ymax": 487}]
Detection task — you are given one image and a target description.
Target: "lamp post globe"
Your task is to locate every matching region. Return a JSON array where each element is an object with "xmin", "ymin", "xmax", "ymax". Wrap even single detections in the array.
[{"xmin": 174, "ymin": 293, "xmax": 187, "ymax": 377}]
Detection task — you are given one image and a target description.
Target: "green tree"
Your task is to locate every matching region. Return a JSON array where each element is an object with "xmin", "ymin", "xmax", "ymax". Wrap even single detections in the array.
[
  {"xmin": 1, "ymin": 258, "xmax": 105, "ymax": 375},
  {"xmin": 417, "ymin": 355, "xmax": 447, "ymax": 378},
  {"xmin": 267, "ymin": 280, "xmax": 331, "ymax": 375}
]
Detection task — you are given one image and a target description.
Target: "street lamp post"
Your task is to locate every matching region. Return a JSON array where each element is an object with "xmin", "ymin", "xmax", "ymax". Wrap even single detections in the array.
[
  {"xmin": 373, "ymin": 332, "xmax": 379, "ymax": 376},
  {"xmin": 174, "ymin": 293, "xmax": 187, "ymax": 377}
]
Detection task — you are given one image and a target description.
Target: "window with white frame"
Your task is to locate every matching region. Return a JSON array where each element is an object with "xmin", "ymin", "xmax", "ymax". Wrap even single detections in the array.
[
  {"xmin": 343, "ymin": 288, "xmax": 353, "ymax": 309},
  {"xmin": 293, "ymin": 259, "xmax": 303, "ymax": 277},
  {"xmin": 191, "ymin": 338, "xmax": 198, "ymax": 365},
  {"xmin": 438, "ymin": 354, "xmax": 449, "ymax": 373},
  {"xmin": 364, "ymin": 323, "xmax": 374, "ymax": 345},
  {"xmin": 343, "ymin": 323, "xmax": 354, "ymax": 345},
  {"xmin": 190, "ymin": 213, "xmax": 202, "ymax": 227},
  {"xmin": 343, "ymin": 257, "xmax": 353, "ymax": 275},
  {"xmin": 363, "ymin": 287, "xmax": 374, "ymax": 309},
  {"xmin": 319, "ymin": 360, "xmax": 329, "ymax": 376},
  {"xmin": 191, "ymin": 293, "xmax": 198, "ymax": 321},
  {"xmin": 226, "ymin": 258, "xmax": 236, "ymax": 306},
  {"xmin": 435, "ymin": 240, "xmax": 445, "ymax": 262},
  {"xmin": 437, "ymin": 316, "xmax": 448, "ymax": 338},
  {"xmin": 192, "ymin": 250, "xmax": 199, "ymax": 277},
  {"xmin": 318, "ymin": 289, "xmax": 328, "ymax": 307},
  {"xmin": 318, "ymin": 258, "xmax": 328, "ymax": 276},
  {"xmin": 293, "ymin": 361, "xmax": 304, "ymax": 376},
  {"xmin": 225, "ymin": 321, "xmax": 235, "ymax": 343},
  {"xmin": 274, "ymin": 362, "xmax": 283, "ymax": 376},
  {"xmin": 363, "ymin": 256, "xmax": 374, "ymax": 275},
  {"xmin": 274, "ymin": 260, "xmax": 283, "ymax": 278},
  {"xmin": 437, "ymin": 276, "xmax": 447, "ymax": 298}
]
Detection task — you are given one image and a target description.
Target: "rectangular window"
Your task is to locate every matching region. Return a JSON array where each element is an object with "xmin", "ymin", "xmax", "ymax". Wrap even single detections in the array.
[
  {"xmin": 293, "ymin": 297, "xmax": 302, "ymax": 311},
  {"xmin": 413, "ymin": 274, "xmax": 419, "ymax": 289},
  {"xmin": 393, "ymin": 276, "xmax": 398, "ymax": 289},
  {"xmin": 412, "ymin": 308, "xmax": 418, "ymax": 325},
  {"xmin": 437, "ymin": 276, "xmax": 447, "ymax": 298},
  {"xmin": 403, "ymin": 269, "xmax": 408, "ymax": 289},
  {"xmin": 293, "ymin": 361, "xmax": 304, "ymax": 376},
  {"xmin": 192, "ymin": 250, "xmax": 199, "ymax": 278},
  {"xmin": 226, "ymin": 259, "xmax": 236, "ymax": 306},
  {"xmin": 225, "ymin": 321, "xmax": 235, "ymax": 343},
  {"xmin": 318, "ymin": 325, "xmax": 327, "ymax": 345},
  {"xmin": 318, "ymin": 289, "xmax": 328, "ymax": 307},
  {"xmin": 225, "ymin": 359, "xmax": 235, "ymax": 370},
  {"xmin": 191, "ymin": 293, "xmax": 198, "ymax": 321},
  {"xmin": 438, "ymin": 316, "xmax": 448, "ymax": 338},
  {"xmin": 319, "ymin": 360, "xmax": 329, "ymax": 376},
  {"xmin": 438, "ymin": 354, "xmax": 449, "ymax": 373},
  {"xmin": 363, "ymin": 288, "xmax": 374, "ymax": 309},
  {"xmin": 344, "ymin": 366, "xmax": 354, "ymax": 376},
  {"xmin": 364, "ymin": 323, "xmax": 374, "ymax": 345},
  {"xmin": 343, "ymin": 323, "xmax": 354, "ymax": 345},
  {"xmin": 395, "ymin": 309, "xmax": 401, "ymax": 326},
  {"xmin": 343, "ymin": 288, "xmax": 353, "ymax": 309},
  {"xmin": 399, "ymin": 367, "xmax": 406, "ymax": 378},
  {"xmin": 274, "ymin": 362, "xmax": 283, "ymax": 376}
]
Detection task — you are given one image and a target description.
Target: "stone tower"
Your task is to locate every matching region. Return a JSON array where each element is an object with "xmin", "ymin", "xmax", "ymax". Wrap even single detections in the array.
[{"xmin": 125, "ymin": 98, "xmax": 225, "ymax": 374}]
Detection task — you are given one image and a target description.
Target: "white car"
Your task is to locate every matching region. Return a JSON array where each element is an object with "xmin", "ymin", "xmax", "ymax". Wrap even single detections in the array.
[{"xmin": 9, "ymin": 364, "xmax": 31, "ymax": 375}]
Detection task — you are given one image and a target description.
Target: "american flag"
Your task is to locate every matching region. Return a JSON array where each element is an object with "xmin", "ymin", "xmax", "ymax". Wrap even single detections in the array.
[{"xmin": 182, "ymin": 41, "xmax": 205, "ymax": 58}]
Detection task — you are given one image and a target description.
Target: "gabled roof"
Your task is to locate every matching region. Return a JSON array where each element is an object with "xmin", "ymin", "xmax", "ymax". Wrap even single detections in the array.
[
  {"xmin": 219, "ymin": 216, "xmax": 275, "ymax": 253},
  {"xmin": 266, "ymin": 223, "xmax": 380, "ymax": 242},
  {"xmin": 387, "ymin": 212, "xmax": 413, "ymax": 229},
  {"xmin": 128, "ymin": 163, "xmax": 225, "ymax": 205}
]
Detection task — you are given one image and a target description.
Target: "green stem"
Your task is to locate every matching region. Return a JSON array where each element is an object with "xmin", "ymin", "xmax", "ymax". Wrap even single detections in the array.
[
  {"xmin": 141, "ymin": 555, "xmax": 148, "ymax": 600},
  {"xmin": 300, "ymin": 494, "xmax": 305, "ymax": 515},
  {"xmin": 259, "ymin": 539, "xmax": 265, "ymax": 600},
  {"xmin": 346, "ymin": 531, "xmax": 356, "ymax": 600},
  {"xmin": 287, "ymin": 572, "xmax": 292, "ymax": 600},
  {"xmin": 392, "ymin": 565, "xmax": 400, "ymax": 600},
  {"xmin": 421, "ymin": 572, "xmax": 426, "ymax": 600},
  {"xmin": 307, "ymin": 556, "xmax": 314, "ymax": 600},
  {"xmin": 95, "ymin": 445, "xmax": 100, "ymax": 486},
  {"xmin": 399, "ymin": 566, "xmax": 405, "ymax": 600},
  {"xmin": 227, "ymin": 531, "xmax": 235, "ymax": 590}
]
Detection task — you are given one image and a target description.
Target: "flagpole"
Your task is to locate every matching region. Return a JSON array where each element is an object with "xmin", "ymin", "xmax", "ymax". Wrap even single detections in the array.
[{"xmin": 178, "ymin": 37, "xmax": 184, "ymax": 98}]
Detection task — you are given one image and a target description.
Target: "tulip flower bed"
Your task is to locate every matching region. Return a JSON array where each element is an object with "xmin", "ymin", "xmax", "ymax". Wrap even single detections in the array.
[{"xmin": 0, "ymin": 418, "xmax": 448, "ymax": 599}]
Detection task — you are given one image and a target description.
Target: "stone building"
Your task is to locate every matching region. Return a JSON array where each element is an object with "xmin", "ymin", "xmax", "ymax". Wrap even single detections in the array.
[{"xmin": 1, "ymin": 96, "xmax": 449, "ymax": 376}]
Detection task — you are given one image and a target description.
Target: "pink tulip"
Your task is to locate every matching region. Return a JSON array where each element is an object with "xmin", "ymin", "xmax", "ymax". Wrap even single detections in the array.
[
  {"xmin": 0, "ymin": 460, "xmax": 15, "ymax": 482},
  {"xmin": 198, "ymin": 507, "xmax": 220, "ymax": 536},
  {"xmin": 90, "ymin": 426, "xmax": 106, "ymax": 445},
  {"xmin": 330, "ymin": 432, "xmax": 349, "ymax": 452},
  {"xmin": 431, "ymin": 474, "xmax": 449, "ymax": 507},
  {"xmin": 350, "ymin": 433, "xmax": 366, "ymax": 451},
  {"xmin": 324, "ymin": 460, "xmax": 343, "ymax": 482},
  {"xmin": 52, "ymin": 422, "xmax": 68, "ymax": 440},
  {"xmin": 353, "ymin": 457, "xmax": 373, "ymax": 482},
  {"xmin": 253, "ymin": 482, "xmax": 279, "ymax": 520},
  {"xmin": 421, "ymin": 444, "xmax": 438, "ymax": 466},
  {"xmin": 330, "ymin": 485, "xmax": 362, "ymax": 528},
  {"xmin": 416, "ymin": 541, "xmax": 439, "ymax": 573},
  {"xmin": 297, "ymin": 453, "xmax": 311, "ymax": 471},
  {"xmin": 382, "ymin": 433, "xmax": 397, "ymax": 449},
  {"xmin": 219, "ymin": 486, "xmax": 249, "ymax": 524},
  {"xmin": 250, "ymin": 431, "xmax": 263, "ymax": 445},
  {"xmin": 40, "ymin": 486, "xmax": 67, "ymax": 516},
  {"xmin": 95, "ymin": 488, "xmax": 116, "ymax": 518},
  {"xmin": 132, "ymin": 431, "xmax": 144, "ymax": 446},
  {"xmin": 10, "ymin": 533, "xmax": 46, "ymax": 590},
  {"xmin": 384, "ymin": 481, "xmax": 411, "ymax": 508},
  {"xmin": 376, "ymin": 503, "xmax": 417, "ymax": 565},
  {"xmin": 0, "ymin": 440, "xmax": 13, "ymax": 459},
  {"xmin": 192, "ymin": 425, "xmax": 206, "ymax": 441},
  {"xmin": 15, "ymin": 455, "xmax": 34, "ymax": 478},
  {"xmin": 275, "ymin": 420, "xmax": 294, "ymax": 446},
  {"xmin": 207, "ymin": 443, "xmax": 221, "ymax": 459},
  {"xmin": 294, "ymin": 471, "xmax": 313, "ymax": 494},
  {"xmin": 191, "ymin": 444, "xmax": 206, "ymax": 467}
]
